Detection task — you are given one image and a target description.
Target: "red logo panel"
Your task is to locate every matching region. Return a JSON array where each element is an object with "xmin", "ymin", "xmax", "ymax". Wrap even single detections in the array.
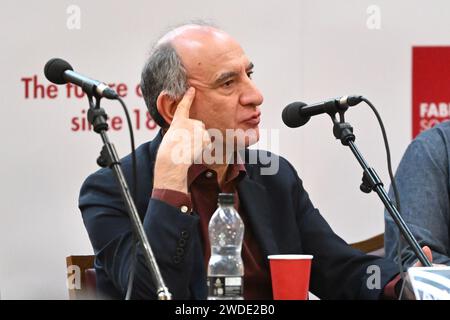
[{"xmin": 413, "ymin": 47, "xmax": 450, "ymax": 138}]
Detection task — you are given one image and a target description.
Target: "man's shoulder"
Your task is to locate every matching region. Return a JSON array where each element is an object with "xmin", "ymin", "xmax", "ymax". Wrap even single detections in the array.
[
  {"xmin": 78, "ymin": 136, "xmax": 159, "ymax": 207},
  {"xmin": 415, "ymin": 121, "xmax": 450, "ymax": 145},
  {"xmin": 408, "ymin": 121, "xmax": 450, "ymax": 159},
  {"xmin": 85, "ymin": 140, "xmax": 153, "ymax": 180}
]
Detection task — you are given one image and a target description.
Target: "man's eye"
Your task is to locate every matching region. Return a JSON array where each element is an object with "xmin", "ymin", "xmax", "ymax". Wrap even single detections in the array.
[
  {"xmin": 223, "ymin": 80, "xmax": 234, "ymax": 87},
  {"xmin": 247, "ymin": 71, "xmax": 254, "ymax": 79}
]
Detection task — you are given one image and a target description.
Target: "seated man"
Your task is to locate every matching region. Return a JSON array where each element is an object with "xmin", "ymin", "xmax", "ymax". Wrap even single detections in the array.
[
  {"xmin": 79, "ymin": 23, "xmax": 421, "ymax": 299},
  {"xmin": 385, "ymin": 121, "xmax": 450, "ymax": 268}
]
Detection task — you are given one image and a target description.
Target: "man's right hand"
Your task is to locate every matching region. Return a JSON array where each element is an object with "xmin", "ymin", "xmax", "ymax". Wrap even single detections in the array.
[{"xmin": 153, "ymin": 87, "xmax": 210, "ymax": 194}]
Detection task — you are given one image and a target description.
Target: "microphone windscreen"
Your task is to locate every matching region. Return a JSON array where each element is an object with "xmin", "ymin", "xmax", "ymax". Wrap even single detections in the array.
[
  {"xmin": 282, "ymin": 101, "xmax": 308, "ymax": 128},
  {"xmin": 44, "ymin": 58, "xmax": 73, "ymax": 84}
]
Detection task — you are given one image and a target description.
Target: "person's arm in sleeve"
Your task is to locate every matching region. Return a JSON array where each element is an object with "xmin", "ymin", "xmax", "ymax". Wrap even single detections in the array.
[
  {"xmin": 384, "ymin": 126, "xmax": 450, "ymax": 267},
  {"xmin": 79, "ymin": 168, "xmax": 202, "ymax": 299}
]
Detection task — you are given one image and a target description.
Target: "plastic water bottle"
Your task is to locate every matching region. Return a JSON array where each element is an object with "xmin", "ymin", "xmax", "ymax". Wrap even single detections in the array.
[{"xmin": 207, "ymin": 193, "xmax": 245, "ymax": 300}]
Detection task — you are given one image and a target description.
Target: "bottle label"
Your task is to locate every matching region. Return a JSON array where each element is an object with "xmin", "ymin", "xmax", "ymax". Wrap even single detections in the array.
[{"xmin": 207, "ymin": 276, "xmax": 243, "ymax": 298}]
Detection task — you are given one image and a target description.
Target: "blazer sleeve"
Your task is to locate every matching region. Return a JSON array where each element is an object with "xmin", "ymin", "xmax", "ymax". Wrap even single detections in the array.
[{"xmin": 79, "ymin": 168, "xmax": 202, "ymax": 299}]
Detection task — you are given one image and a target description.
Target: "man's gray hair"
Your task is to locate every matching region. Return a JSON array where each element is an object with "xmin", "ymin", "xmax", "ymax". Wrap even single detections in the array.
[{"xmin": 140, "ymin": 42, "xmax": 188, "ymax": 128}]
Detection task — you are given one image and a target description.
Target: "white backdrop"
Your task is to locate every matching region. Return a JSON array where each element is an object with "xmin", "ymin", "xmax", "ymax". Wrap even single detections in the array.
[{"xmin": 1, "ymin": 0, "xmax": 448, "ymax": 299}]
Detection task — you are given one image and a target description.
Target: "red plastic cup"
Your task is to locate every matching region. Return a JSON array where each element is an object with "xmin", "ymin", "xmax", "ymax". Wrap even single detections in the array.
[{"xmin": 268, "ymin": 254, "xmax": 313, "ymax": 300}]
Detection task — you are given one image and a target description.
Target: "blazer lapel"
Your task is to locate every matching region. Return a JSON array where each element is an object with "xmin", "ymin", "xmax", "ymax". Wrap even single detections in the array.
[
  {"xmin": 238, "ymin": 173, "xmax": 279, "ymax": 259},
  {"xmin": 148, "ymin": 130, "xmax": 163, "ymax": 165},
  {"xmin": 147, "ymin": 130, "xmax": 163, "ymax": 186}
]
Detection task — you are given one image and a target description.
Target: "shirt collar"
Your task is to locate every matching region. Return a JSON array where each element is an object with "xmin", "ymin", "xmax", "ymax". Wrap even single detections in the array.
[{"xmin": 187, "ymin": 154, "xmax": 247, "ymax": 187}]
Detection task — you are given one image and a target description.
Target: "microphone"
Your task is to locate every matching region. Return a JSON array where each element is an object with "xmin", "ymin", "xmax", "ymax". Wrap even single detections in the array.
[
  {"xmin": 282, "ymin": 95, "xmax": 363, "ymax": 128},
  {"xmin": 44, "ymin": 58, "xmax": 118, "ymax": 99}
]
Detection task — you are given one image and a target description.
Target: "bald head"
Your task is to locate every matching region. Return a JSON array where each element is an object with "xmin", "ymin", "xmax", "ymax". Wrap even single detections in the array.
[
  {"xmin": 141, "ymin": 24, "xmax": 232, "ymax": 127},
  {"xmin": 157, "ymin": 24, "xmax": 226, "ymax": 46},
  {"xmin": 160, "ymin": 24, "xmax": 243, "ymax": 76},
  {"xmin": 140, "ymin": 23, "xmax": 256, "ymax": 129}
]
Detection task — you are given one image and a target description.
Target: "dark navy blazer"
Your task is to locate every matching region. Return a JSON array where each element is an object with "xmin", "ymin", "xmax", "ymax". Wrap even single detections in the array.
[{"xmin": 79, "ymin": 131, "xmax": 398, "ymax": 299}]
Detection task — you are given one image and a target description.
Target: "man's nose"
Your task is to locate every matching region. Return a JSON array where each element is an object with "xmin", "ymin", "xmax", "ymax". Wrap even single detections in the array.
[{"xmin": 240, "ymin": 78, "xmax": 264, "ymax": 107}]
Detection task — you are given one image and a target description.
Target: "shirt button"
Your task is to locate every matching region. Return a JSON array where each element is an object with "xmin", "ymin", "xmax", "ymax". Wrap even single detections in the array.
[
  {"xmin": 180, "ymin": 205, "xmax": 189, "ymax": 214},
  {"xmin": 178, "ymin": 238, "xmax": 186, "ymax": 247},
  {"xmin": 181, "ymin": 230, "xmax": 189, "ymax": 239},
  {"xmin": 205, "ymin": 171, "xmax": 213, "ymax": 178}
]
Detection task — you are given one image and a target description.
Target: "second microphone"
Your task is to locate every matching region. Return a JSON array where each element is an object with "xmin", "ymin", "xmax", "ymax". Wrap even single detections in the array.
[{"xmin": 282, "ymin": 95, "xmax": 363, "ymax": 128}]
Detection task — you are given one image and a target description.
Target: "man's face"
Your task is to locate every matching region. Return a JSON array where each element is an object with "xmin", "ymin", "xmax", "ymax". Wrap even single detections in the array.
[{"xmin": 172, "ymin": 28, "xmax": 264, "ymax": 149}]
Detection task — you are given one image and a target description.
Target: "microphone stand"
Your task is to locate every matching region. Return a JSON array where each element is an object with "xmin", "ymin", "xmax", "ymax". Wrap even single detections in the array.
[
  {"xmin": 330, "ymin": 110, "xmax": 432, "ymax": 267},
  {"xmin": 84, "ymin": 85, "xmax": 172, "ymax": 299}
]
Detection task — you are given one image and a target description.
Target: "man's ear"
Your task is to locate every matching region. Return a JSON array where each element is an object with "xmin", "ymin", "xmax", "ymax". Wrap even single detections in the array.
[{"xmin": 156, "ymin": 91, "xmax": 178, "ymax": 125}]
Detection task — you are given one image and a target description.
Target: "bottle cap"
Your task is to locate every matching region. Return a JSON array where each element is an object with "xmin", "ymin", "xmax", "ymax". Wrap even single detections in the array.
[{"xmin": 218, "ymin": 193, "xmax": 234, "ymax": 205}]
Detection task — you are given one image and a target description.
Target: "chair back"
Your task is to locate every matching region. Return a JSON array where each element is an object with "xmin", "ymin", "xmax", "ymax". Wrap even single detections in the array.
[
  {"xmin": 66, "ymin": 255, "xmax": 96, "ymax": 299},
  {"xmin": 350, "ymin": 234, "xmax": 385, "ymax": 257}
]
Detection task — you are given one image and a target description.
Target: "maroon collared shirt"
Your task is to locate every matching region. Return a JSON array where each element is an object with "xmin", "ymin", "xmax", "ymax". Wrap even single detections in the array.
[{"xmin": 152, "ymin": 163, "xmax": 273, "ymax": 300}]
